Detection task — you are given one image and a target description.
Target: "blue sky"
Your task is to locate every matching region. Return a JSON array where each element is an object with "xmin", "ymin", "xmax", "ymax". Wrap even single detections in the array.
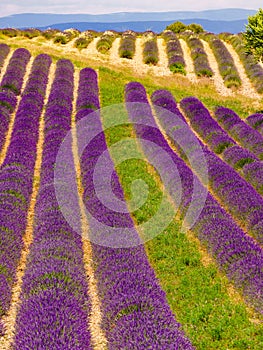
[{"xmin": 1, "ymin": 0, "xmax": 262, "ymax": 17}]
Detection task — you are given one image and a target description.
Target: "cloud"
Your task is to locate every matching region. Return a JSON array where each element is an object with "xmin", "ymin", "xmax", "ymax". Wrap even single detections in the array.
[{"xmin": 0, "ymin": 0, "xmax": 262, "ymax": 17}]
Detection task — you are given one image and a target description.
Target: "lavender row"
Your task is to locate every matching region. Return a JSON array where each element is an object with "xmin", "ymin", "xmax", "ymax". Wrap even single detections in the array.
[
  {"xmin": 180, "ymin": 97, "xmax": 263, "ymax": 243},
  {"xmin": 162, "ymin": 30, "xmax": 186, "ymax": 74},
  {"xmin": 220, "ymin": 33, "xmax": 263, "ymax": 93},
  {"xmin": 183, "ymin": 34, "xmax": 213, "ymax": 77},
  {"xmin": 13, "ymin": 60, "xmax": 92, "ymax": 349},
  {"xmin": 0, "ymin": 48, "xmax": 31, "ymax": 95},
  {"xmin": 214, "ymin": 106, "xmax": 263, "ymax": 160},
  {"xmin": 75, "ymin": 68, "xmax": 194, "ymax": 348},
  {"xmin": 202, "ymin": 33, "xmax": 241, "ymax": 89},
  {"xmin": 247, "ymin": 113, "xmax": 263, "ymax": 135},
  {"xmin": 119, "ymin": 30, "xmax": 136, "ymax": 59},
  {"xmin": 142, "ymin": 31, "xmax": 159, "ymax": 65},
  {"xmin": 0, "ymin": 89, "xmax": 17, "ymax": 153},
  {"xmin": 132, "ymin": 85, "xmax": 263, "ymax": 313},
  {"xmin": 177, "ymin": 96, "xmax": 263, "ymax": 196},
  {"xmin": 96, "ymin": 31, "xmax": 116, "ymax": 54},
  {"xmin": 0, "ymin": 43, "xmax": 10, "ymax": 72},
  {"xmin": 0, "ymin": 54, "xmax": 51, "ymax": 336}
]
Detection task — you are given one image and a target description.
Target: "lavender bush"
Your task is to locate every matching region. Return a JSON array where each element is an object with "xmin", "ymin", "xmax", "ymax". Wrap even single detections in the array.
[
  {"xmin": 0, "ymin": 48, "xmax": 31, "ymax": 95},
  {"xmin": 119, "ymin": 30, "xmax": 136, "ymax": 59},
  {"xmin": 181, "ymin": 97, "xmax": 263, "ymax": 242},
  {"xmin": 73, "ymin": 69, "xmax": 194, "ymax": 348},
  {"xmin": 142, "ymin": 32, "xmax": 159, "ymax": 65},
  {"xmin": 202, "ymin": 33, "xmax": 241, "ymax": 89},
  {"xmin": 220, "ymin": 33, "xmax": 263, "ymax": 94},
  {"xmin": 215, "ymin": 106, "xmax": 263, "ymax": 160},
  {"xmin": 0, "ymin": 44, "xmax": 10, "ymax": 71},
  {"xmin": 183, "ymin": 34, "xmax": 213, "ymax": 77},
  {"xmin": 162, "ymin": 31, "xmax": 186, "ymax": 74},
  {"xmin": 150, "ymin": 88, "xmax": 263, "ymax": 312},
  {"xmin": 247, "ymin": 113, "xmax": 263, "ymax": 135},
  {"xmin": 0, "ymin": 54, "xmax": 51, "ymax": 337},
  {"xmin": 13, "ymin": 60, "xmax": 92, "ymax": 349}
]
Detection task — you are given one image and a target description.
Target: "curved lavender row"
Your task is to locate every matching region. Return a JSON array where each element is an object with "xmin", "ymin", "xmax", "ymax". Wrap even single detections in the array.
[
  {"xmin": 176, "ymin": 96, "xmax": 263, "ymax": 196},
  {"xmin": 221, "ymin": 33, "xmax": 263, "ymax": 93},
  {"xmin": 177, "ymin": 96, "xmax": 235, "ymax": 155},
  {"xmin": 0, "ymin": 48, "xmax": 31, "ymax": 95},
  {"xmin": 119, "ymin": 31, "xmax": 136, "ymax": 59},
  {"xmin": 215, "ymin": 106, "xmax": 263, "ymax": 160},
  {"xmin": 0, "ymin": 44, "xmax": 10, "ymax": 71},
  {"xmin": 247, "ymin": 113, "xmax": 263, "ymax": 136},
  {"xmin": 202, "ymin": 34, "xmax": 241, "ymax": 88},
  {"xmin": 184, "ymin": 35, "xmax": 213, "ymax": 77},
  {"xmin": 0, "ymin": 89, "xmax": 17, "ymax": 152},
  {"xmin": 0, "ymin": 54, "xmax": 51, "ymax": 334},
  {"xmin": 76, "ymin": 68, "xmax": 194, "ymax": 348},
  {"xmin": 180, "ymin": 97, "xmax": 263, "ymax": 242},
  {"xmin": 162, "ymin": 31, "xmax": 186, "ymax": 74},
  {"xmin": 148, "ymin": 87, "xmax": 263, "ymax": 312},
  {"xmin": 13, "ymin": 60, "xmax": 92, "ymax": 349}
]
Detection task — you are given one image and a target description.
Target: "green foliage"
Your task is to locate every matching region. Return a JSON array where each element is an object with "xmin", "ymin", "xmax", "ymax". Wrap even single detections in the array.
[
  {"xmin": 53, "ymin": 34, "xmax": 68, "ymax": 45},
  {"xmin": 169, "ymin": 62, "xmax": 186, "ymax": 75},
  {"xmin": 96, "ymin": 32, "xmax": 116, "ymax": 54},
  {"xmin": 166, "ymin": 21, "xmax": 204, "ymax": 33},
  {"xmin": 42, "ymin": 29, "xmax": 61, "ymax": 40},
  {"xmin": 74, "ymin": 37, "xmax": 91, "ymax": 49},
  {"xmin": 166, "ymin": 21, "xmax": 187, "ymax": 33},
  {"xmin": 187, "ymin": 23, "xmax": 205, "ymax": 33},
  {"xmin": 244, "ymin": 8, "xmax": 263, "ymax": 62},
  {"xmin": 0, "ymin": 28, "xmax": 19, "ymax": 37}
]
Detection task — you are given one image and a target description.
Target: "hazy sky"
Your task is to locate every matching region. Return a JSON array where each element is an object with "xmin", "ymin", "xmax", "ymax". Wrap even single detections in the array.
[{"xmin": 1, "ymin": 0, "xmax": 262, "ymax": 17}]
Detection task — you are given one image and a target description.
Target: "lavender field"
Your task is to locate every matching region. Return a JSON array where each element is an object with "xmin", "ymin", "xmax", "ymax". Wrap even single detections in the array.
[{"xmin": 0, "ymin": 30, "xmax": 263, "ymax": 349}]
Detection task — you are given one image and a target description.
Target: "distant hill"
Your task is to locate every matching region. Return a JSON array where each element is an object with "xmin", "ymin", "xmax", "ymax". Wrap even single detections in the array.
[
  {"xmin": 0, "ymin": 8, "xmax": 256, "ymax": 29},
  {"xmin": 37, "ymin": 19, "xmax": 248, "ymax": 34}
]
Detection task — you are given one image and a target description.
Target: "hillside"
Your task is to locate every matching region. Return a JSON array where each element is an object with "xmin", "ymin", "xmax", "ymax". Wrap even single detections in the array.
[
  {"xmin": 37, "ymin": 18, "xmax": 248, "ymax": 34},
  {"xmin": 0, "ymin": 8, "xmax": 256, "ymax": 33},
  {"xmin": 0, "ymin": 29, "xmax": 263, "ymax": 349}
]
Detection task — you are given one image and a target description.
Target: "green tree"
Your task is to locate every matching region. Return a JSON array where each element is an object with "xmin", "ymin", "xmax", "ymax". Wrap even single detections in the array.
[
  {"xmin": 187, "ymin": 23, "xmax": 204, "ymax": 33},
  {"xmin": 166, "ymin": 21, "xmax": 187, "ymax": 33},
  {"xmin": 244, "ymin": 8, "xmax": 263, "ymax": 62},
  {"xmin": 166, "ymin": 21, "xmax": 204, "ymax": 34}
]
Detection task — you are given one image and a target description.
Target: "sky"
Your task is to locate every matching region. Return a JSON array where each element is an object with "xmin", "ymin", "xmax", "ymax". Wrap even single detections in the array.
[{"xmin": 0, "ymin": 0, "xmax": 262, "ymax": 17}]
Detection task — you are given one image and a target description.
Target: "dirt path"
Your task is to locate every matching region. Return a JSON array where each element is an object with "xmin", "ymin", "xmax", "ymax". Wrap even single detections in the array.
[
  {"xmin": 72, "ymin": 70, "xmax": 108, "ymax": 350},
  {"xmin": 0, "ymin": 62, "xmax": 55, "ymax": 350},
  {"xmin": 201, "ymin": 39, "xmax": 233, "ymax": 97},
  {"xmin": 83, "ymin": 37, "xmax": 109, "ymax": 63},
  {"xmin": 63, "ymin": 38, "xmax": 79, "ymax": 54},
  {"xmin": 223, "ymin": 41, "xmax": 261, "ymax": 99},
  {"xmin": 179, "ymin": 38, "xmax": 197, "ymax": 83}
]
